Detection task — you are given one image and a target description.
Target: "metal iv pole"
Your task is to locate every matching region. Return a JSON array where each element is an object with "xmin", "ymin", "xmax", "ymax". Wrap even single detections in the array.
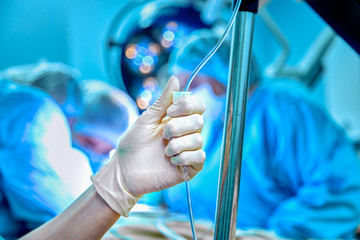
[{"xmin": 213, "ymin": 0, "xmax": 259, "ymax": 239}]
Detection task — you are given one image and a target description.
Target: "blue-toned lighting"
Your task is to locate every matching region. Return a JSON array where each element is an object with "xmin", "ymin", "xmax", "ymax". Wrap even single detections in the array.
[
  {"xmin": 173, "ymin": 37, "xmax": 183, "ymax": 48},
  {"xmin": 137, "ymin": 97, "xmax": 149, "ymax": 110},
  {"xmin": 139, "ymin": 64, "xmax": 152, "ymax": 74},
  {"xmin": 163, "ymin": 30, "xmax": 175, "ymax": 42},
  {"xmin": 140, "ymin": 89, "xmax": 152, "ymax": 101},
  {"xmin": 133, "ymin": 55, "xmax": 143, "ymax": 66},
  {"xmin": 137, "ymin": 46, "xmax": 147, "ymax": 55},
  {"xmin": 177, "ymin": 29, "xmax": 186, "ymax": 37},
  {"xmin": 142, "ymin": 56, "xmax": 154, "ymax": 66},
  {"xmin": 161, "ymin": 39, "xmax": 172, "ymax": 48},
  {"xmin": 166, "ymin": 21, "xmax": 178, "ymax": 31},
  {"xmin": 125, "ymin": 44, "xmax": 137, "ymax": 59}
]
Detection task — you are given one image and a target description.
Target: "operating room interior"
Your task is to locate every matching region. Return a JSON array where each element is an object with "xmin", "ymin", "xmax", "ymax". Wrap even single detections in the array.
[{"xmin": 0, "ymin": 0, "xmax": 360, "ymax": 239}]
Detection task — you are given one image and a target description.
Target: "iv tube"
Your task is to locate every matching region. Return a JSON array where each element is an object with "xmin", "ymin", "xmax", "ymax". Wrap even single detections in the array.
[
  {"xmin": 184, "ymin": 0, "xmax": 243, "ymax": 91},
  {"xmin": 182, "ymin": 0, "xmax": 243, "ymax": 239}
]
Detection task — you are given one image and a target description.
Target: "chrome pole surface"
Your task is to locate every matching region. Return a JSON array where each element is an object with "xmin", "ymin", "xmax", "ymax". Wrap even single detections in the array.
[{"xmin": 213, "ymin": 11, "xmax": 255, "ymax": 240}]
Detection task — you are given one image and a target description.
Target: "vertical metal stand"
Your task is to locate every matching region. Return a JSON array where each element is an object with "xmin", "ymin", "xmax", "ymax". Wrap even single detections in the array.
[{"xmin": 213, "ymin": 0, "xmax": 257, "ymax": 238}]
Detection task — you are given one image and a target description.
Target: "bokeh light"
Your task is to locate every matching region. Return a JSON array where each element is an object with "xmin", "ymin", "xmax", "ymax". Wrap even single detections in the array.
[
  {"xmin": 125, "ymin": 41, "xmax": 162, "ymax": 75},
  {"xmin": 166, "ymin": 21, "xmax": 178, "ymax": 31},
  {"xmin": 140, "ymin": 89, "xmax": 152, "ymax": 101},
  {"xmin": 139, "ymin": 64, "xmax": 152, "ymax": 74},
  {"xmin": 121, "ymin": 8, "xmax": 209, "ymax": 113},
  {"xmin": 144, "ymin": 77, "xmax": 157, "ymax": 91},
  {"xmin": 160, "ymin": 21, "xmax": 189, "ymax": 49},
  {"xmin": 136, "ymin": 97, "xmax": 149, "ymax": 110},
  {"xmin": 149, "ymin": 43, "xmax": 160, "ymax": 55},
  {"xmin": 163, "ymin": 30, "xmax": 175, "ymax": 41},
  {"xmin": 125, "ymin": 44, "xmax": 137, "ymax": 59},
  {"xmin": 161, "ymin": 39, "xmax": 172, "ymax": 48},
  {"xmin": 142, "ymin": 56, "xmax": 154, "ymax": 66}
]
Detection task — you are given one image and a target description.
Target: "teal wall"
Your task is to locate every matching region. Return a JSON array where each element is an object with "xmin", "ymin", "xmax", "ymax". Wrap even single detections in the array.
[
  {"xmin": 0, "ymin": 0, "xmax": 359, "ymax": 140},
  {"xmin": 0, "ymin": 0, "xmax": 68, "ymax": 69}
]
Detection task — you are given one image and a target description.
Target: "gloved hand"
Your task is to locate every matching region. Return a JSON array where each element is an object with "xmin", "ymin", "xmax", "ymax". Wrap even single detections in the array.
[{"xmin": 91, "ymin": 76, "xmax": 206, "ymax": 217}]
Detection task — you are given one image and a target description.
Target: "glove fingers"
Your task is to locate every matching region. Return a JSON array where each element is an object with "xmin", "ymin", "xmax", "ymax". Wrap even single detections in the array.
[
  {"xmin": 163, "ymin": 114, "xmax": 204, "ymax": 140},
  {"xmin": 171, "ymin": 150, "xmax": 206, "ymax": 171},
  {"xmin": 145, "ymin": 76, "xmax": 180, "ymax": 122},
  {"xmin": 167, "ymin": 95, "xmax": 206, "ymax": 118},
  {"xmin": 164, "ymin": 133, "xmax": 203, "ymax": 157}
]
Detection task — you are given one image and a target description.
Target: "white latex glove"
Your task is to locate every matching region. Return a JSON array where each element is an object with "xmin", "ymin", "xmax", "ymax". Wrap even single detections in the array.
[{"xmin": 91, "ymin": 76, "xmax": 206, "ymax": 217}]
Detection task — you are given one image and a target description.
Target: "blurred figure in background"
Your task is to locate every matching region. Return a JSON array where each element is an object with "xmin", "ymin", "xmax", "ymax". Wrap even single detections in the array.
[
  {"xmin": 161, "ymin": 29, "xmax": 360, "ymax": 239},
  {"xmin": 72, "ymin": 80, "xmax": 139, "ymax": 173},
  {"xmin": 0, "ymin": 78, "xmax": 92, "ymax": 239},
  {"xmin": 0, "ymin": 61, "xmax": 84, "ymax": 129}
]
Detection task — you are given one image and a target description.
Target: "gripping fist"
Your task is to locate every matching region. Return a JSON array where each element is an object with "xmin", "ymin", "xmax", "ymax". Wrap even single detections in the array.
[{"xmin": 91, "ymin": 76, "xmax": 206, "ymax": 216}]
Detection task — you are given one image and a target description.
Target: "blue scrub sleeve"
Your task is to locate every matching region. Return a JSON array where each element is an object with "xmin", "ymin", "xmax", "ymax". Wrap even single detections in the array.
[
  {"xmin": 0, "ymin": 97, "xmax": 92, "ymax": 230},
  {"xmin": 264, "ymin": 92, "xmax": 360, "ymax": 239}
]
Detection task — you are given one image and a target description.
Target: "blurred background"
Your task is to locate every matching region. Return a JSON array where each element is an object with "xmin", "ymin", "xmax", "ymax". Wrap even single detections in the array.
[
  {"xmin": 0, "ymin": 0, "xmax": 359, "ymax": 142},
  {"xmin": 1, "ymin": 0, "xmax": 360, "ymax": 238}
]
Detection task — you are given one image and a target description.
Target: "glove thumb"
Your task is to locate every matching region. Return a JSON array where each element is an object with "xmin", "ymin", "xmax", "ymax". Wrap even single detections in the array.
[{"xmin": 145, "ymin": 76, "xmax": 180, "ymax": 122}]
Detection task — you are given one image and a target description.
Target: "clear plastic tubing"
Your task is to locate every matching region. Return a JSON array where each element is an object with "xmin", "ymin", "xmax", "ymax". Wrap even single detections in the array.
[
  {"xmin": 180, "ymin": 0, "xmax": 243, "ymax": 239},
  {"xmin": 184, "ymin": 0, "xmax": 243, "ymax": 92}
]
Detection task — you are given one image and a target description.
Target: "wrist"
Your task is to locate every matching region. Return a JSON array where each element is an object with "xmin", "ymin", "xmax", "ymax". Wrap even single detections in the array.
[{"xmin": 91, "ymin": 157, "xmax": 140, "ymax": 217}]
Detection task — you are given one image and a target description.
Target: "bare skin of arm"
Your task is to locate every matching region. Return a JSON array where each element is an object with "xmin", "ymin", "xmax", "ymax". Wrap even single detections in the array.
[
  {"xmin": 20, "ymin": 185, "xmax": 120, "ymax": 240},
  {"xmin": 19, "ymin": 76, "xmax": 206, "ymax": 239}
]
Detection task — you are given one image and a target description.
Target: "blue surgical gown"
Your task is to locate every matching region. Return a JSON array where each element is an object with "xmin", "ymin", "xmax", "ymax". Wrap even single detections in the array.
[
  {"xmin": 0, "ymin": 80, "xmax": 92, "ymax": 238},
  {"xmin": 163, "ymin": 81, "xmax": 360, "ymax": 239}
]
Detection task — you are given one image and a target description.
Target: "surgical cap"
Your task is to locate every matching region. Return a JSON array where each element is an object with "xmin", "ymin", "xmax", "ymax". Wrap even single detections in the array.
[
  {"xmin": 0, "ymin": 61, "xmax": 83, "ymax": 118},
  {"xmin": 168, "ymin": 29, "xmax": 231, "ymax": 86},
  {"xmin": 168, "ymin": 28, "xmax": 260, "ymax": 87},
  {"xmin": 73, "ymin": 80, "xmax": 139, "ymax": 146}
]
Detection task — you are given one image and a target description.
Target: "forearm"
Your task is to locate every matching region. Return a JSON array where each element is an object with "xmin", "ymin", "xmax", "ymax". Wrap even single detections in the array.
[
  {"xmin": 20, "ymin": 185, "xmax": 120, "ymax": 240},
  {"xmin": 18, "ymin": 76, "xmax": 205, "ymax": 239}
]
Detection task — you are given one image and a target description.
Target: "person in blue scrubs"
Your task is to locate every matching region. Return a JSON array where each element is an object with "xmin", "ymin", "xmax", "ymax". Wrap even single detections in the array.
[
  {"xmin": 0, "ymin": 61, "xmax": 84, "ymax": 129},
  {"xmin": 72, "ymin": 80, "xmax": 139, "ymax": 173},
  {"xmin": 0, "ymin": 79, "xmax": 92, "ymax": 239},
  {"xmin": 1, "ymin": 64, "xmax": 138, "ymax": 175},
  {"xmin": 163, "ymin": 29, "xmax": 360, "ymax": 239},
  {"xmin": 12, "ymin": 75, "xmax": 206, "ymax": 240}
]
